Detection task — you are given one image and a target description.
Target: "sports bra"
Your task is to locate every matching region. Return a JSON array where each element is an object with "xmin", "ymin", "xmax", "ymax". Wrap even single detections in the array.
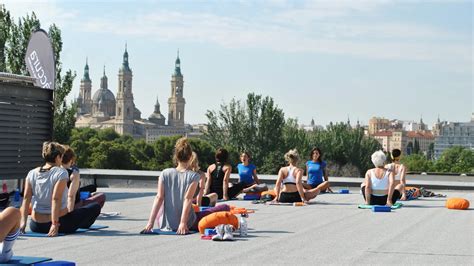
[
  {"xmin": 392, "ymin": 164, "xmax": 404, "ymax": 181},
  {"xmin": 370, "ymin": 169, "xmax": 389, "ymax": 196},
  {"xmin": 282, "ymin": 167, "xmax": 297, "ymax": 185}
]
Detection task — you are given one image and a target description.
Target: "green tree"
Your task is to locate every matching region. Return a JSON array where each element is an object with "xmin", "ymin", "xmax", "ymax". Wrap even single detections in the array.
[
  {"xmin": 427, "ymin": 143, "xmax": 435, "ymax": 160},
  {"xmin": 401, "ymin": 153, "xmax": 433, "ymax": 172},
  {"xmin": 434, "ymin": 146, "xmax": 474, "ymax": 173},
  {"xmin": 407, "ymin": 142, "xmax": 413, "ymax": 155},
  {"xmin": 3, "ymin": 8, "xmax": 76, "ymax": 143},
  {"xmin": 205, "ymin": 93, "xmax": 285, "ymax": 172},
  {"xmin": 0, "ymin": 5, "xmax": 11, "ymax": 72}
]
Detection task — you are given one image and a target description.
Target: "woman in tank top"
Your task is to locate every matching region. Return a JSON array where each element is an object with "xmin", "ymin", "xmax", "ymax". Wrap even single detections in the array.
[
  {"xmin": 274, "ymin": 149, "xmax": 316, "ymax": 203},
  {"xmin": 386, "ymin": 149, "xmax": 407, "ymax": 200},
  {"xmin": 205, "ymin": 148, "xmax": 245, "ymax": 200},
  {"xmin": 143, "ymin": 138, "xmax": 229, "ymax": 234},
  {"xmin": 361, "ymin": 151, "xmax": 403, "ymax": 206}
]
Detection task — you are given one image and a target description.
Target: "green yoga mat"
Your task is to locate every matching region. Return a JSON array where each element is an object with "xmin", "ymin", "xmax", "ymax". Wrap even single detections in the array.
[{"xmin": 358, "ymin": 202, "xmax": 403, "ymax": 209}]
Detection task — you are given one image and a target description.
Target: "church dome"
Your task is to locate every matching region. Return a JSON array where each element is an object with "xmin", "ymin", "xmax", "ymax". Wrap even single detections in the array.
[{"xmin": 92, "ymin": 88, "xmax": 115, "ymax": 104}]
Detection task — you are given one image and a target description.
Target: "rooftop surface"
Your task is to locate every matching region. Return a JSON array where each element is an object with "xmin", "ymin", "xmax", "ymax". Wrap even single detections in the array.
[{"xmin": 14, "ymin": 188, "xmax": 474, "ymax": 265}]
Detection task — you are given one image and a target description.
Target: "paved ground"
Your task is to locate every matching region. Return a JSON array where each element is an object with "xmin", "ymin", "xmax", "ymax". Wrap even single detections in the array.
[{"xmin": 13, "ymin": 188, "xmax": 474, "ymax": 265}]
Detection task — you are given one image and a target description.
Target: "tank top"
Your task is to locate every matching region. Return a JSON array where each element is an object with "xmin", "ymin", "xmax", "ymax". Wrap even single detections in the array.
[
  {"xmin": 392, "ymin": 164, "xmax": 403, "ymax": 181},
  {"xmin": 282, "ymin": 167, "xmax": 297, "ymax": 185},
  {"xmin": 210, "ymin": 163, "xmax": 226, "ymax": 197},
  {"xmin": 370, "ymin": 169, "xmax": 390, "ymax": 196}
]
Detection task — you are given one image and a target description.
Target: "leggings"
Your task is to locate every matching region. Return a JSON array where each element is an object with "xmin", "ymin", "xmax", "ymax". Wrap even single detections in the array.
[
  {"xmin": 361, "ymin": 186, "xmax": 401, "ymax": 205},
  {"xmin": 212, "ymin": 182, "xmax": 247, "ymax": 200},
  {"xmin": 191, "ymin": 204, "xmax": 230, "ymax": 231},
  {"xmin": 75, "ymin": 192, "xmax": 106, "ymax": 209},
  {"xmin": 30, "ymin": 202, "xmax": 101, "ymax": 234}
]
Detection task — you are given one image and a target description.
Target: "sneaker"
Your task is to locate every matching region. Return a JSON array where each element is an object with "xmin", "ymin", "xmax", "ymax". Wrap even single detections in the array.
[
  {"xmin": 212, "ymin": 224, "xmax": 224, "ymax": 241},
  {"xmin": 223, "ymin": 224, "xmax": 234, "ymax": 241},
  {"xmin": 0, "ymin": 249, "xmax": 13, "ymax": 263}
]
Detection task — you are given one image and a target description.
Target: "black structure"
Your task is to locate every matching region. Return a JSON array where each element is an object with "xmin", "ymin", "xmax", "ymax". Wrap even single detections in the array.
[{"xmin": 0, "ymin": 73, "xmax": 53, "ymax": 179}]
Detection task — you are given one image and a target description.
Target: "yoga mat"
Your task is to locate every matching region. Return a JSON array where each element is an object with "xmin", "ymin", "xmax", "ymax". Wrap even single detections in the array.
[
  {"xmin": 358, "ymin": 202, "xmax": 403, "ymax": 209},
  {"xmin": 22, "ymin": 225, "xmax": 108, "ymax": 237},
  {"xmin": 140, "ymin": 229, "xmax": 197, "ymax": 235},
  {"xmin": 3, "ymin": 256, "xmax": 52, "ymax": 265}
]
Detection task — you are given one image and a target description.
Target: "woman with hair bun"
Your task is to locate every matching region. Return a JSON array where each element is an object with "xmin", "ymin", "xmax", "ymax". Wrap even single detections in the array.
[
  {"xmin": 361, "ymin": 150, "xmax": 403, "ymax": 206},
  {"xmin": 387, "ymin": 149, "xmax": 408, "ymax": 200},
  {"xmin": 20, "ymin": 142, "xmax": 101, "ymax": 236},
  {"xmin": 144, "ymin": 138, "xmax": 229, "ymax": 234},
  {"xmin": 273, "ymin": 149, "xmax": 314, "ymax": 203}
]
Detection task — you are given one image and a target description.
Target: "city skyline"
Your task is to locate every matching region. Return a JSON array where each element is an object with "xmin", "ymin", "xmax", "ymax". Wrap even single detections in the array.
[{"xmin": 4, "ymin": 0, "xmax": 473, "ymax": 127}]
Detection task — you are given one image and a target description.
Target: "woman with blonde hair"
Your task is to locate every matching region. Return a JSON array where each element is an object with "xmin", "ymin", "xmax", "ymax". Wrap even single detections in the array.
[
  {"xmin": 189, "ymin": 152, "xmax": 218, "ymax": 207},
  {"xmin": 361, "ymin": 150, "xmax": 403, "ymax": 206},
  {"xmin": 274, "ymin": 149, "xmax": 317, "ymax": 203},
  {"xmin": 143, "ymin": 138, "xmax": 229, "ymax": 234}
]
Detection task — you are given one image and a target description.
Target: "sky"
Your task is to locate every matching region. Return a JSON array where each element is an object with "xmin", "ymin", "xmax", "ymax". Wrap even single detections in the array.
[{"xmin": 3, "ymin": 0, "xmax": 473, "ymax": 127}]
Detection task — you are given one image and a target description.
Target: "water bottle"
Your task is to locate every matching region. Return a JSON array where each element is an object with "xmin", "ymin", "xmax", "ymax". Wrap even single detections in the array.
[
  {"xmin": 13, "ymin": 189, "xmax": 20, "ymax": 208},
  {"xmin": 239, "ymin": 213, "xmax": 248, "ymax": 237},
  {"xmin": 2, "ymin": 182, "xmax": 7, "ymax": 193}
]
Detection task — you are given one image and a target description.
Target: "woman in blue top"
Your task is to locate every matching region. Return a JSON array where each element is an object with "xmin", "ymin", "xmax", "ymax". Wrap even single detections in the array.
[
  {"xmin": 238, "ymin": 152, "xmax": 262, "ymax": 193},
  {"xmin": 304, "ymin": 148, "xmax": 331, "ymax": 194}
]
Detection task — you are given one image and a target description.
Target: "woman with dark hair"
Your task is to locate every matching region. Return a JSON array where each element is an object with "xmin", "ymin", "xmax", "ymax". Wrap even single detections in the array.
[
  {"xmin": 304, "ymin": 147, "xmax": 331, "ymax": 193},
  {"xmin": 143, "ymin": 138, "xmax": 229, "ymax": 234},
  {"xmin": 205, "ymin": 148, "xmax": 245, "ymax": 201},
  {"xmin": 387, "ymin": 149, "xmax": 408, "ymax": 200},
  {"xmin": 0, "ymin": 207, "xmax": 20, "ymax": 262},
  {"xmin": 238, "ymin": 151, "xmax": 263, "ymax": 193},
  {"xmin": 20, "ymin": 142, "xmax": 101, "ymax": 236},
  {"xmin": 61, "ymin": 146, "xmax": 106, "ymax": 211}
]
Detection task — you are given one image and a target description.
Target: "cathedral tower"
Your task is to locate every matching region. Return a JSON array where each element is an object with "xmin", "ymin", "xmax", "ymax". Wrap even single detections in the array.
[
  {"xmin": 115, "ymin": 44, "xmax": 135, "ymax": 136},
  {"xmin": 167, "ymin": 51, "xmax": 186, "ymax": 127},
  {"xmin": 78, "ymin": 58, "xmax": 92, "ymax": 115}
]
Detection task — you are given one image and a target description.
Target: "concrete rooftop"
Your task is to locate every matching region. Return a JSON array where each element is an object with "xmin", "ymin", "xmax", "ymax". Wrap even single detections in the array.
[{"xmin": 14, "ymin": 188, "xmax": 474, "ymax": 265}]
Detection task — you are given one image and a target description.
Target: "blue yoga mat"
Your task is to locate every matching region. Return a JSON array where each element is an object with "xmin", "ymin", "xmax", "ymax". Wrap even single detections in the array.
[
  {"xmin": 22, "ymin": 225, "xmax": 109, "ymax": 237},
  {"xmin": 140, "ymin": 229, "xmax": 197, "ymax": 235},
  {"xmin": 2, "ymin": 256, "xmax": 52, "ymax": 265}
]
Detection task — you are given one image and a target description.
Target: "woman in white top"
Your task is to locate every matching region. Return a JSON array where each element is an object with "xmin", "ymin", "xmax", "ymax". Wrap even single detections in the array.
[
  {"xmin": 387, "ymin": 149, "xmax": 408, "ymax": 200},
  {"xmin": 274, "ymin": 149, "xmax": 317, "ymax": 203},
  {"xmin": 361, "ymin": 151, "xmax": 403, "ymax": 206}
]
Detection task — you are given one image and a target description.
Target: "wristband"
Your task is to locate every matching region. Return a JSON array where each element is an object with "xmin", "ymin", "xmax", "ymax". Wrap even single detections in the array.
[{"xmin": 52, "ymin": 221, "xmax": 60, "ymax": 226}]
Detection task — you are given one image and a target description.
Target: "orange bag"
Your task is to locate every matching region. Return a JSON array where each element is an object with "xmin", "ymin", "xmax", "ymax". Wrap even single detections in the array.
[
  {"xmin": 261, "ymin": 190, "xmax": 276, "ymax": 197},
  {"xmin": 446, "ymin": 198, "xmax": 470, "ymax": 210},
  {"xmin": 197, "ymin": 211, "xmax": 238, "ymax": 234}
]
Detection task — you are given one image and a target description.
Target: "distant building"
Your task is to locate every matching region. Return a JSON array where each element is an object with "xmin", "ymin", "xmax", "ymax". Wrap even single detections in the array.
[
  {"xmin": 368, "ymin": 117, "xmax": 390, "ymax": 135},
  {"xmin": 75, "ymin": 46, "xmax": 189, "ymax": 142},
  {"xmin": 406, "ymin": 130, "xmax": 434, "ymax": 155},
  {"xmin": 434, "ymin": 115, "xmax": 474, "ymax": 159}
]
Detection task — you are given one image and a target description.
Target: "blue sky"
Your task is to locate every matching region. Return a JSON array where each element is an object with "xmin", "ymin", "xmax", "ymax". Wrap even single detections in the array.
[{"xmin": 4, "ymin": 0, "xmax": 473, "ymax": 127}]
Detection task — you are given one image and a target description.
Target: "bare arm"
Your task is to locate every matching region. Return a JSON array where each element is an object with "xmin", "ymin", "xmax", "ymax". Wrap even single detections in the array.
[
  {"xmin": 252, "ymin": 168, "xmax": 260, "ymax": 185},
  {"xmin": 204, "ymin": 166, "xmax": 212, "ymax": 195},
  {"xmin": 20, "ymin": 178, "xmax": 33, "ymax": 233},
  {"xmin": 67, "ymin": 171, "xmax": 80, "ymax": 212},
  {"xmin": 145, "ymin": 177, "xmax": 165, "ymax": 231},
  {"xmin": 400, "ymin": 165, "xmax": 407, "ymax": 186},
  {"xmin": 223, "ymin": 165, "xmax": 232, "ymax": 200},
  {"xmin": 196, "ymin": 172, "xmax": 205, "ymax": 206},
  {"xmin": 295, "ymin": 168, "xmax": 306, "ymax": 202},
  {"xmin": 177, "ymin": 181, "xmax": 198, "ymax": 235},
  {"xmin": 386, "ymin": 171, "xmax": 395, "ymax": 206},
  {"xmin": 364, "ymin": 171, "xmax": 371, "ymax": 205},
  {"xmin": 305, "ymin": 163, "xmax": 309, "ymax": 182},
  {"xmin": 49, "ymin": 179, "xmax": 67, "ymax": 236},
  {"xmin": 274, "ymin": 168, "xmax": 284, "ymax": 202}
]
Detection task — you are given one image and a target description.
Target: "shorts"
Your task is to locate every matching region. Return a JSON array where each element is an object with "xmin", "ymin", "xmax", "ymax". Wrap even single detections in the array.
[{"xmin": 279, "ymin": 191, "xmax": 302, "ymax": 203}]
